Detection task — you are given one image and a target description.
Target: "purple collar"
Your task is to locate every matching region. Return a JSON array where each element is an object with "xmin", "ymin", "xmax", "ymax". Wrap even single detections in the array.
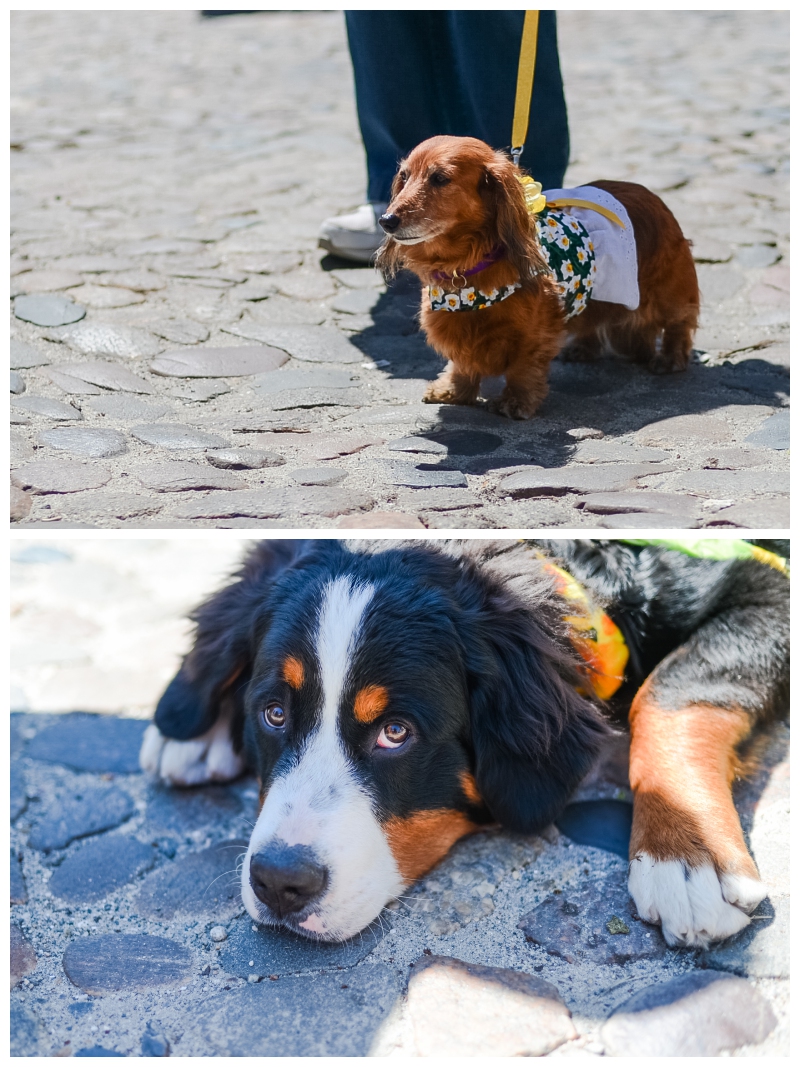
[{"xmin": 432, "ymin": 245, "xmax": 505, "ymax": 283}]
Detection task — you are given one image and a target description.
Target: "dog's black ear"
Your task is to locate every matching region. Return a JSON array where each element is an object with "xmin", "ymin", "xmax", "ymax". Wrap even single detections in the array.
[
  {"xmin": 154, "ymin": 540, "xmax": 314, "ymax": 741},
  {"xmin": 462, "ymin": 573, "xmax": 609, "ymax": 832},
  {"xmin": 482, "ymin": 152, "xmax": 549, "ymax": 287}
]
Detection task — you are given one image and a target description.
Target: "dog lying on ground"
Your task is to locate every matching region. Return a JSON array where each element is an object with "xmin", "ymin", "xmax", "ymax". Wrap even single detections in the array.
[
  {"xmin": 377, "ymin": 135, "xmax": 700, "ymax": 419},
  {"xmin": 140, "ymin": 539, "xmax": 787, "ymax": 947}
]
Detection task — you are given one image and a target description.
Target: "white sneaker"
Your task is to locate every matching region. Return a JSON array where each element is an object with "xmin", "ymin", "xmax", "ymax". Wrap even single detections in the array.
[{"xmin": 318, "ymin": 202, "xmax": 388, "ymax": 263}]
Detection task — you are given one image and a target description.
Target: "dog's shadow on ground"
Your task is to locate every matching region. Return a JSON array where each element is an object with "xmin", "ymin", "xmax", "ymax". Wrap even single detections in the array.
[{"xmin": 322, "ymin": 261, "xmax": 788, "ymax": 474}]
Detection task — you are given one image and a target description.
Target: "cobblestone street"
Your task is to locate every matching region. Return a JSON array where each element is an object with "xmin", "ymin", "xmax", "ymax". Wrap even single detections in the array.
[
  {"xmin": 9, "ymin": 539, "xmax": 790, "ymax": 1056},
  {"xmin": 10, "ymin": 10, "xmax": 789, "ymax": 530}
]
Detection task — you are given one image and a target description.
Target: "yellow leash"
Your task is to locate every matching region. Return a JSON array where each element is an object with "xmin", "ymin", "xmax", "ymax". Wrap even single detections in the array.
[
  {"xmin": 512, "ymin": 12, "xmax": 625, "ymax": 230},
  {"xmin": 511, "ymin": 10, "xmax": 539, "ymax": 169}
]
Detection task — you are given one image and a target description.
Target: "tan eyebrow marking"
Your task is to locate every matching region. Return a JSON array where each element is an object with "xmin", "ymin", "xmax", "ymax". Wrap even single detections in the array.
[
  {"xmin": 282, "ymin": 656, "xmax": 305, "ymax": 690},
  {"xmin": 459, "ymin": 771, "xmax": 482, "ymax": 806},
  {"xmin": 353, "ymin": 684, "xmax": 389, "ymax": 723}
]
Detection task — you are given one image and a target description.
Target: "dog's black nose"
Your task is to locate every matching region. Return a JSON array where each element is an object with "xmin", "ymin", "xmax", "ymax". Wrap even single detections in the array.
[
  {"xmin": 379, "ymin": 212, "xmax": 401, "ymax": 234},
  {"xmin": 249, "ymin": 842, "xmax": 328, "ymax": 916}
]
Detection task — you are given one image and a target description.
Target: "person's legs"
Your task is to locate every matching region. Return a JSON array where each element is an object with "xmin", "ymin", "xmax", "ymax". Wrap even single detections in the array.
[
  {"xmin": 321, "ymin": 11, "xmax": 570, "ymax": 260},
  {"xmin": 345, "ymin": 12, "xmax": 447, "ymax": 204},
  {"xmin": 346, "ymin": 10, "xmax": 569, "ymax": 202},
  {"xmin": 444, "ymin": 11, "xmax": 569, "ymax": 190}
]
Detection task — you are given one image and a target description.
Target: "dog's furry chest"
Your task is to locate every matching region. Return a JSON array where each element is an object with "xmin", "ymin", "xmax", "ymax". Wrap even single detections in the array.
[{"xmin": 419, "ymin": 281, "xmax": 564, "ymax": 375}]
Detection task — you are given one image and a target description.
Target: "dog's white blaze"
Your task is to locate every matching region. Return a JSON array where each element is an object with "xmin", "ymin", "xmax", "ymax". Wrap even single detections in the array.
[
  {"xmin": 629, "ymin": 852, "xmax": 757, "ymax": 949},
  {"xmin": 243, "ymin": 576, "xmax": 404, "ymax": 940},
  {"xmin": 316, "ymin": 576, "xmax": 376, "ymax": 739}
]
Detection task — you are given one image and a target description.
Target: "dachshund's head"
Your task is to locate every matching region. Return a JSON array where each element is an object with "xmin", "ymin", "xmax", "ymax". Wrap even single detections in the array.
[{"xmin": 377, "ymin": 135, "xmax": 548, "ymax": 286}]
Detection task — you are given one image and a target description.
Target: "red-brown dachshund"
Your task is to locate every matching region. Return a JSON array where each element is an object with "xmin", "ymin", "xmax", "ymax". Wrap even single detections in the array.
[{"xmin": 377, "ymin": 135, "xmax": 699, "ymax": 420}]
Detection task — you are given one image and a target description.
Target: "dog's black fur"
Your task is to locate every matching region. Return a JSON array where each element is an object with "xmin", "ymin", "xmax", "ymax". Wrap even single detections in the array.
[{"xmin": 154, "ymin": 539, "xmax": 788, "ymax": 838}]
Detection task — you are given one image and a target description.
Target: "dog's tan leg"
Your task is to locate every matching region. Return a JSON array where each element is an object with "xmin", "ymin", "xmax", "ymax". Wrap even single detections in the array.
[
  {"xmin": 628, "ymin": 686, "xmax": 766, "ymax": 947},
  {"xmin": 652, "ymin": 320, "xmax": 695, "ymax": 373},
  {"xmin": 490, "ymin": 364, "xmax": 550, "ymax": 420},
  {"xmin": 559, "ymin": 338, "xmax": 599, "ymax": 363},
  {"xmin": 423, "ymin": 362, "xmax": 481, "ymax": 406}
]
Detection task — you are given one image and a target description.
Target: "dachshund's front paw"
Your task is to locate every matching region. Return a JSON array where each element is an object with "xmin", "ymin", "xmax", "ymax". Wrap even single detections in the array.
[
  {"xmin": 139, "ymin": 722, "xmax": 245, "ymax": 786},
  {"xmin": 423, "ymin": 382, "xmax": 472, "ymax": 405},
  {"xmin": 488, "ymin": 394, "xmax": 539, "ymax": 420}
]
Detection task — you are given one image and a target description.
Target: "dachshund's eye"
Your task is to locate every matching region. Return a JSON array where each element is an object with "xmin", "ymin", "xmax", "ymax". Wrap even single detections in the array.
[
  {"xmin": 429, "ymin": 171, "xmax": 450, "ymax": 187},
  {"xmin": 376, "ymin": 723, "xmax": 409, "ymax": 749},
  {"xmin": 263, "ymin": 704, "xmax": 286, "ymax": 729}
]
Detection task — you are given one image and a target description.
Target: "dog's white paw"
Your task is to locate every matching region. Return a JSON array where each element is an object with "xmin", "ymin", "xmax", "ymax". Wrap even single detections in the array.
[
  {"xmin": 628, "ymin": 853, "xmax": 764, "ymax": 948},
  {"xmin": 139, "ymin": 721, "xmax": 245, "ymax": 786},
  {"xmin": 719, "ymin": 870, "xmax": 768, "ymax": 913},
  {"xmin": 140, "ymin": 723, "xmax": 167, "ymax": 775}
]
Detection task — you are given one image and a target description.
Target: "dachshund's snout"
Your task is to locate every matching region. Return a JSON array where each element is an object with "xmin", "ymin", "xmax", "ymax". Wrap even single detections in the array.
[{"xmin": 379, "ymin": 212, "xmax": 401, "ymax": 234}]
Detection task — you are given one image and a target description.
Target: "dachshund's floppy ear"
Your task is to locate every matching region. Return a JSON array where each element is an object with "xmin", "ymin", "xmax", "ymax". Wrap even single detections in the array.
[
  {"xmin": 154, "ymin": 540, "xmax": 313, "ymax": 742},
  {"xmin": 463, "ymin": 575, "xmax": 609, "ymax": 832},
  {"xmin": 481, "ymin": 152, "xmax": 549, "ymax": 287}
]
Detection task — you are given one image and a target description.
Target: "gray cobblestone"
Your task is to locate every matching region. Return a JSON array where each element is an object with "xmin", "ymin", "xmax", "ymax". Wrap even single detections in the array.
[
  {"xmin": 9, "ymin": 543, "xmax": 790, "ymax": 1055},
  {"xmin": 12, "ymin": 10, "xmax": 782, "ymax": 527}
]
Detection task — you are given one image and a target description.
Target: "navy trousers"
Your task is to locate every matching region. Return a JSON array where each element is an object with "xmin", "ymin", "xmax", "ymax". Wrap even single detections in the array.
[{"xmin": 345, "ymin": 11, "xmax": 570, "ymax": 204}]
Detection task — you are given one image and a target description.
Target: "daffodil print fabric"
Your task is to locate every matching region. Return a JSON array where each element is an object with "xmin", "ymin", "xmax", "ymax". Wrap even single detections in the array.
[
  {"xmin": 428, "ymin": 282, "xmax": 522, "ymax": 311},
  {"xmin": 534, "ymin": 207, "xmax": 596, "ymax": 319}
]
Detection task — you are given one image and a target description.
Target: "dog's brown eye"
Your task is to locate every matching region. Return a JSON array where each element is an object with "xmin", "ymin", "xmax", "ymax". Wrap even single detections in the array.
[
  {"xmin": 376, "ymin": 723, "xmax": 409, "ymax": 749},
  {"xmin": 429, "ymin": 171, "xmax": 450, "ymax": 187},
  {"xmin": 263, "ymin": 704, "xmax": 286, "ymax": 729}
]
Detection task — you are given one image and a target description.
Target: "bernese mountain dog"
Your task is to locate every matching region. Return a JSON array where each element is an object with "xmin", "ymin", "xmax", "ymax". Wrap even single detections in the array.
[{"xmin": 140, "ymin": 539, "xmax": 788, "ymax": 949}]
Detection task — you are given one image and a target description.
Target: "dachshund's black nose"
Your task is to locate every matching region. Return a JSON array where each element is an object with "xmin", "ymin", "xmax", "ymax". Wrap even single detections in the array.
[
  {"xmin": 249, "ymin": 842, "xmax": 328, "ymax": 916},
  {"xmin": 379, "ymin": 212, "xmax": 401, "ymax": 234}
]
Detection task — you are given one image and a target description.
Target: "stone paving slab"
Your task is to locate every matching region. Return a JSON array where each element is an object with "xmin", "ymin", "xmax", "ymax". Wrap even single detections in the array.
[
  {"xmin": 600, "ymin": 970, "xmax": 777, "ymax": 1057},
  {"xmin": 63, "ymin": 934, "xmax": 194, "ymax": 994},
  {"xmin": 404, "ymin": 956, "xmax": 577, "ymax": 1057},
  {"xmin": 9, "ymin": 10, "xmax": 788, "ymax": 528},
  {"xmin": 9, "ymin": 703, "xmax": 788, "ymax": 1056},
  {"xmin": 28, "ymin": 785, "xmax": 135, "ymax": 852},
  {"xmin": 48, "ymin": 835, "xmax": 157, "ymax": 904}
]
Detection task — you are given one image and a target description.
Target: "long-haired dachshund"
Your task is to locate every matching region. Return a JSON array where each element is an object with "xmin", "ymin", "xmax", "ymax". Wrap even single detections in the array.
[
  {"xmin": 140, "ymin": 538, "xmax": 787, "ymax": 948},
  {"xmin": 377, "ymin": 135, "xmax": 700, "ymax": 420}
]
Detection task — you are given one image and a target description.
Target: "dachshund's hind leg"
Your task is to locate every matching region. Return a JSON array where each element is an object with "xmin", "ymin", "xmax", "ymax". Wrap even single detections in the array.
[{"xmin": 650, "ymin": 319, "xmax": 695, "ymax": 374}]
